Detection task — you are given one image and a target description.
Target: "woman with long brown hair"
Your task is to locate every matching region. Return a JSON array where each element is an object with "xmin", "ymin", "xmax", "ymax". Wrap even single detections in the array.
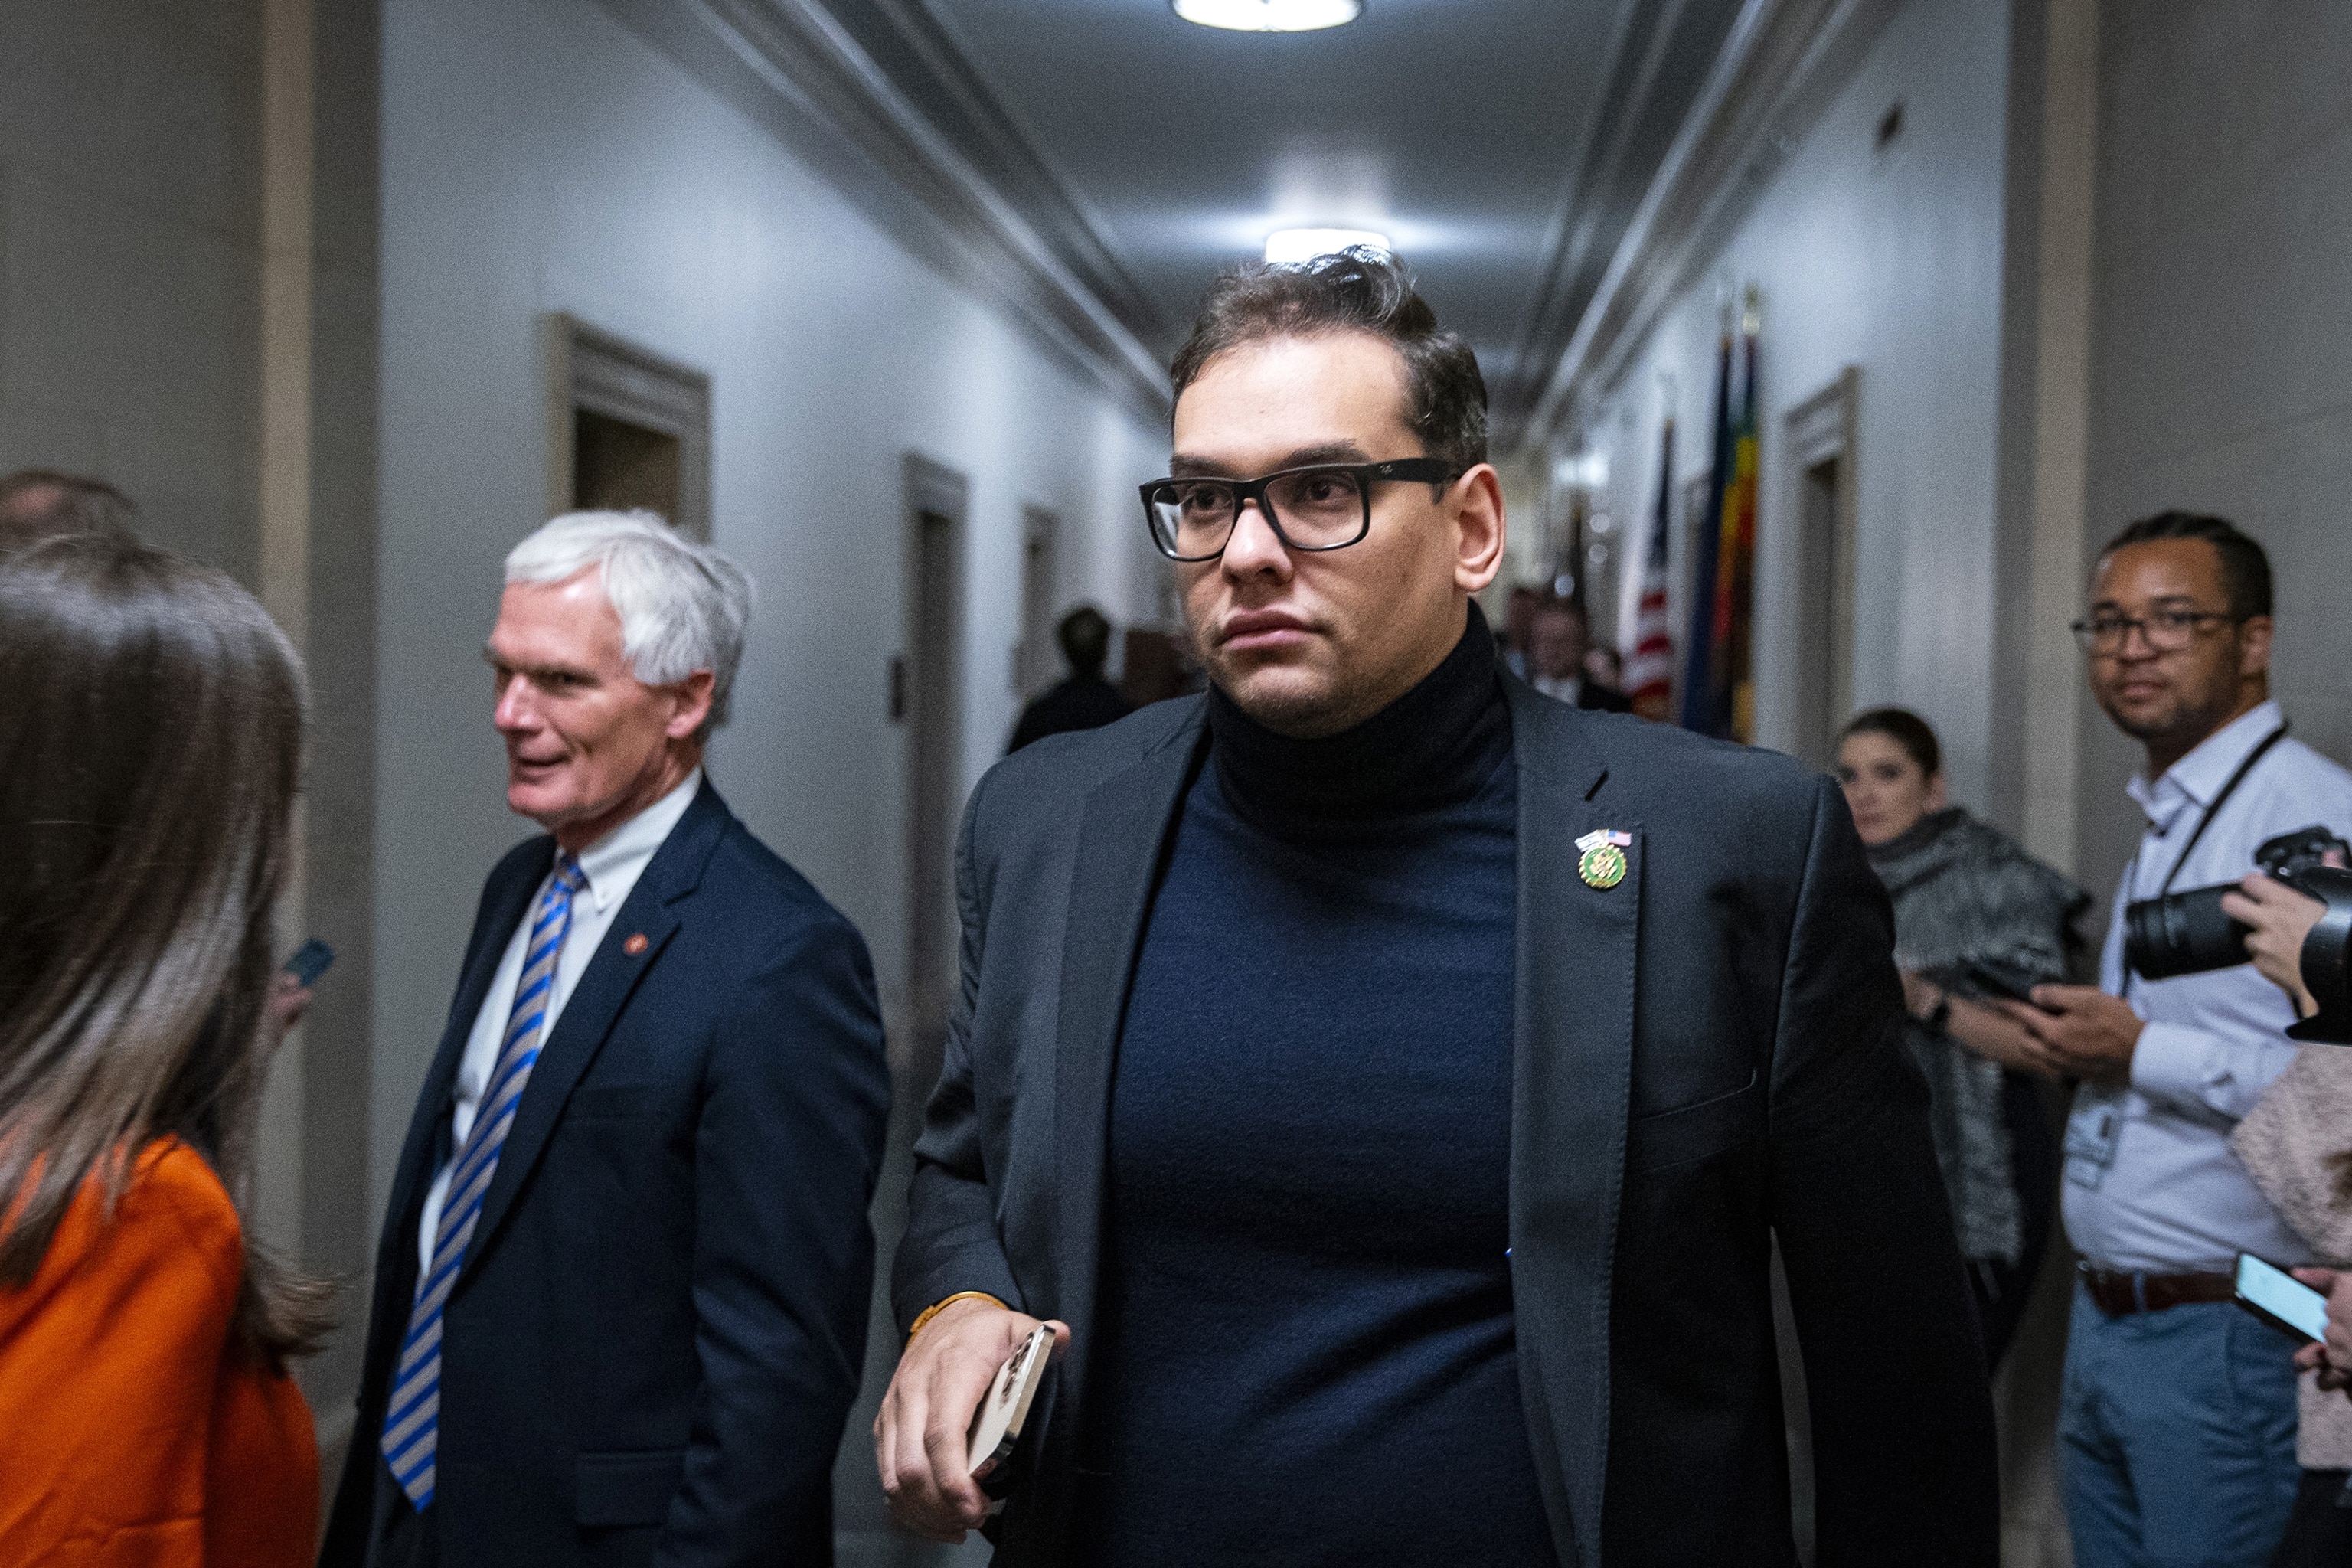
[{"xmin": 0, "ymin": 532, "xmax": 332, "ymax": 1565}]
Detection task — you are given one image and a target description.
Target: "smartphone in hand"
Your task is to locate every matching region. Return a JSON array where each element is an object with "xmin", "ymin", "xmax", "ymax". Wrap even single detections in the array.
[
  {"xmin": 282, "ymin": 939, "xmax": 335, "ymax": 988},
  {"xmin": 966, "ymin": 1324, "xmax": 1050, "ymax": 1509},
  {"xmin": 1926, "ymin": 956, "xmax": 2050, "ymax": 1008},
  {"xmin": 2236, "ymin": 1253, "xmax": 2330, "ymax": 1343}
]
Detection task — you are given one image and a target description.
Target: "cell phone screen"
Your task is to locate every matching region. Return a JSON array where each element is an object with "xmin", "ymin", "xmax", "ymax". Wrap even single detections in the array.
[{"xmin": 2236, "ymin": 1253, "xmax": 2330, "ymax": 1341}]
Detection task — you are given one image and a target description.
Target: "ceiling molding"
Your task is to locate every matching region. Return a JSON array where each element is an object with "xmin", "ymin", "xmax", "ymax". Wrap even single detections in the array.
[
  {"xmin": 1491, "ymin": 0, "xmax": 1748, "ymax": 446},
  {"xmin": 1503, "ymin": 0, "xmax": 1693, "ymax": 380},
  {"xmin": 596, "ymin": 0, "xmax": 1173, "ymax": 422},
  {"xmin": 858, "ymin": 0, "xmax": 1166, "ymax": 335},
  {"xmin": 1517, "ymin": 0, "xmax": 1903, "ymax": 457}
]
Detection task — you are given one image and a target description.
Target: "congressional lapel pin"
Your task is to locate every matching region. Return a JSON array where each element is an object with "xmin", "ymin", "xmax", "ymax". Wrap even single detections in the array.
[
  {"xmin": 1575, "ymin": 829, "xmax": 1633, "ymax": 890},
  {"xmin": 623, "ymin": 933, "xmax": 650, "ymax": 957}
]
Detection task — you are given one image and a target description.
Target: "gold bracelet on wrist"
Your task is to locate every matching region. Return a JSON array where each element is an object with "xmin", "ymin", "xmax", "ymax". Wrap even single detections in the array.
[{"xmin": 907, "ymin": 1290, "xmax": 1008, "ymax": 1344}]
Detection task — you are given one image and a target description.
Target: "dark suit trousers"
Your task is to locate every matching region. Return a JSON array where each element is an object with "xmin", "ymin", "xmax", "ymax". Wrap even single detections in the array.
[{"xmin": 368, "ymin": 1466, "xmax": 440, "ymax": 1568}]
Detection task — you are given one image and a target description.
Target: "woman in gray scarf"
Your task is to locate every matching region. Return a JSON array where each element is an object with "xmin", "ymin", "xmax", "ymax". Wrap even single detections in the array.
[{"xmin": 1838, "ymin": 708, "xmax": 2089, "ymax": 1368}]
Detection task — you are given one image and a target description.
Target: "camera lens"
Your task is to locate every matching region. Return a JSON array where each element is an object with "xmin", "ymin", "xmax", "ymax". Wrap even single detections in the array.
[{"xmin": 2124, "ymin": 885, "xmax": 2251, "ymax": 982}]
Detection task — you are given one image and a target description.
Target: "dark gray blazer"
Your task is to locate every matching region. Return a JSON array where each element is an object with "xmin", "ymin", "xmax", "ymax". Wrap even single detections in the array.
[{"xmin": 895, "ymin": 679, "xmax": 1999, "ymax": 1567}]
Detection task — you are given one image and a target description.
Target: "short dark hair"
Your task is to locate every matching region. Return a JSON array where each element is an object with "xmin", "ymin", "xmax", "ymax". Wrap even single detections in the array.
[
  {"xmin": 1169, "ymin": 247, "xmax": 1488, "ymax": 475},
  {"xmin": 0, "ymin": 469, "xmax": 137, "ymax": 550},
  {"xmin": 1840, "ymin": 707, "xmax": 1942, "ymax": 779},
  {"xmin": 1057, "ymin": 604, "xmax": 1111, "ymax": 675},
  {"xmin": 2098, "ymin": 511, "xmax": 2272, "ymax": 619}
]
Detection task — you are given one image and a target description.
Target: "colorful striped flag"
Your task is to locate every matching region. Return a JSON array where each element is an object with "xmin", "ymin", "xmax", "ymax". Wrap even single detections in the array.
[
  {"xmin": 1713, "ymin": 295, "xmax": 1760, "ymax": 742},
  {"xmin": 1682, "ymin": 291, "xmax": 1761, "ymax": 740},
  {"xmin": 1625, "ymin": 416, "xmax": 1675, "ymax": 720}
]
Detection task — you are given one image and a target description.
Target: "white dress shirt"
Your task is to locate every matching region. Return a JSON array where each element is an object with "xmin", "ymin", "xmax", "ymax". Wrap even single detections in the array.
[
  {"xmin": 1532, "ymin": 672, "xmax": 1584, "ymax": 705},
  {"xmin": 2063, "ymin": 702, "xmax": 2352, "ymax": 1273},
  {"xmin": 415, "ymin": 769, "xmax": 701, "ymax": 1279}
]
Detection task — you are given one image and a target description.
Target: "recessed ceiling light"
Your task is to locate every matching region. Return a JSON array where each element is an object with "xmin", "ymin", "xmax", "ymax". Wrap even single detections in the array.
[
  {"xmin": 1174, "ymin": 0, "xmax": 1363, "ymax": 33},
  {"xmin": 1263, "ymin": 227, "xmax": 1390, "ymax": 263}
]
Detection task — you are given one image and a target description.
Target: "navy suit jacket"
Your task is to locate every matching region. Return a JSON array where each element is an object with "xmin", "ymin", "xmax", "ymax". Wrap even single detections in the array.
[
  {"xmin": 894, "ymin": 680, "xmax": 1999, "ymax": 1566},
  {"xmin": 324, "ymin": 780, "xmax": 889, "ymax": 1568}
]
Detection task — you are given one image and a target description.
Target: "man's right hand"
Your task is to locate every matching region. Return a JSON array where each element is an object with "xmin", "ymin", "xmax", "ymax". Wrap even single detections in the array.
[{"xmin": 874, "ymin": 1296, "xmax": 1070, "ymax": 1543}]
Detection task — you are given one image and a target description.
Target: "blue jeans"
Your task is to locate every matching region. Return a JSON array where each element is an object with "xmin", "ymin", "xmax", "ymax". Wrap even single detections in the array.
[{"xmin": 2060, "ymin": 1282, "xmax": 2301, "ymax": 1568}]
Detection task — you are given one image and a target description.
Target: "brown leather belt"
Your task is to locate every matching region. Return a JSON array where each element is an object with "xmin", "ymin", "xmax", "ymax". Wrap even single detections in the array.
[{"xmin": 2079, "ymin": 1265, "xmax": 2236, "ymax": 1318}]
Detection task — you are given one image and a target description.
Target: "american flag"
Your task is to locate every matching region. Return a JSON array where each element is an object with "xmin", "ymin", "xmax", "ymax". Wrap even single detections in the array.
[{"xmin": 1624, "ymin": 416, "xmax": 1674, "ymax": 720}]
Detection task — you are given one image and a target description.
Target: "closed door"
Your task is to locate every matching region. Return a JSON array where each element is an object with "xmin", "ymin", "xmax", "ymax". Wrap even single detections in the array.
[
  {"xmin": 903, "ymin": 509, "xmax": 959, "ymax": 1088},
  {"xmin": 1795, "ymin": 452, "xmax": 1853, "ymax": 767},
  {"xmin": 1018, "ymin": 508, "xmax": 1059, "ymax": 698}
]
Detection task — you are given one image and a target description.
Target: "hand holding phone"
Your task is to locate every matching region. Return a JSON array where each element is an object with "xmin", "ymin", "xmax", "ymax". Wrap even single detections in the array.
[
  {"xmin": 259, "ymin": 939, "xmax": 335, "ymax": 1050},
  {"xmin": 2236, "ymin": 1253, "xmax": 2330, "ymax": 1342},
  {"xmin": 1926, "ymin": 956, "xmax": 2050, "ymax": 1008},
  {"xmin": 965, "ymin": 1324, "xmax": 1050, "ymax": 1509},
  {"xmin": 282, "ymin": 939, "xmax": 335, "ymax": 988}
]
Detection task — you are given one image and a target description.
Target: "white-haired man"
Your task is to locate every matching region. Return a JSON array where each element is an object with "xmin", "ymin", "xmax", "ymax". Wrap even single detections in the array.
[{"xmin": 324, "ymin": 512, "xmax": 890, "ymax": 1568}]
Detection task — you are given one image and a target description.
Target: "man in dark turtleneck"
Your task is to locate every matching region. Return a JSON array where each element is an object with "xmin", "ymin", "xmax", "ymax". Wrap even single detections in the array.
[{"xmin": 876, "ymin": 249, "xmax": 1998, "ymax": 1566}]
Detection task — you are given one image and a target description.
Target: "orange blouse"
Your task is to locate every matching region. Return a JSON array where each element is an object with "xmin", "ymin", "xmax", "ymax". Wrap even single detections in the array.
[{"xmin": 0, "ymin": 1137, "xmax": 317, "ymax": 1567}]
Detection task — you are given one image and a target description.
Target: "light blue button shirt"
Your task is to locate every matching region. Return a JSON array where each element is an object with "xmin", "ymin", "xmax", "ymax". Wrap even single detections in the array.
[{"xmin": 2063, "ymin": 701, "xmax": 2352, "ymax": 1273}]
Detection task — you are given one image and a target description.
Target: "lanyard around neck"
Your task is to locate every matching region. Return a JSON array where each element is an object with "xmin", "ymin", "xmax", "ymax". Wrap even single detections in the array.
[{"xmin": 2138, "ymin": 722, "xmax": 2291, "ymax": 901}]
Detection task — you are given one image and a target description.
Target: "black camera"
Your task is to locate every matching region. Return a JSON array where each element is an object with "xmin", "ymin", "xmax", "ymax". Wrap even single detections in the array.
[
  {"xmin": 2290, "ymin": 866, "xmax": 2352, "ymax": 1044},
  {"xmin": 2125, "ymin": 825, "xmax": 2350, "ymax": 982}
]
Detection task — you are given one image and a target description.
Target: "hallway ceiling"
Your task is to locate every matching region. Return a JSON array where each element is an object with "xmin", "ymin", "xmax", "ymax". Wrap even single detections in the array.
[
  {"xmin": 906, "ymin": 0, "xmax": 1749, "ymax": 452},
  {"xmin": 619, "ymin": 0, "xmax": 1753, "ymax": 451}
]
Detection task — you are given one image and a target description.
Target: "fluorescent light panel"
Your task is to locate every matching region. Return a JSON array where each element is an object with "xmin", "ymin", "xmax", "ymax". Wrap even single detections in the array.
[
  {"xmin": 1173, "ymin": 0, "xmax": 1363, "ymax": 33},
  {"xmin": 1264, "ymin": 227, "xmax": 1389, "ymax": 263}
]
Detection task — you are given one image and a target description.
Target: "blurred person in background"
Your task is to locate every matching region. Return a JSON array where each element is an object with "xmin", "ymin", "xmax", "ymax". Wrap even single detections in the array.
[
  {"xmin": 2212, "ymin": 867, "xmax": 2352, "ymax": 1568},
  {"xmin": 1836, "ymin": 707, "xmax": 2085, "ymax": 1368},
  {"xmin": 1499, "ymin": 581, "xmax": 1540, "ymax": 678},
  {"xmin": 0, "ymin": 532, "xmax": 330, "ymax": 1567},
  {"xmin": 1009, "ymin": 603, "xmax": 1132, "ymax": 753},
  {"xmin": 1526, "ymin": 597, "xmax": 1631, "ymax": 713},
  {"xmin": 0, "ymin": 467, "xmax": 137, "ymax": 551},
  {"xmin": 2230, "ymin": 1044, "xmax": 2352, "ymax": 1568},
  {"xmin": 1583, "ymin": 641, "xmax": 1624, "ymax": 697}
]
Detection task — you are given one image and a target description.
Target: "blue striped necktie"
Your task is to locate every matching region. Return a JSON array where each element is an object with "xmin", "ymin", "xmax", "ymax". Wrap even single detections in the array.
[{"xmin": 381, "ymin": 855, "xmax": 588, "ymax": 1508}]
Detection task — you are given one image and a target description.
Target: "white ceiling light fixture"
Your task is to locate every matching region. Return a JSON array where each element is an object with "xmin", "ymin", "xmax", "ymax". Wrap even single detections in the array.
[
  {"xmin": 1174, "ymin": 0, "xmax": 1363, "ymax": 34},
  {"xmin": 1263, "ymin": 227, "xmax": 1389, "ymax": 263}
]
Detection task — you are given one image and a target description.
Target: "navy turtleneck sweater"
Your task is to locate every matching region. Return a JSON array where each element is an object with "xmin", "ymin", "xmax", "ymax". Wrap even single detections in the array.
[{"xmin": 1080, "ymin": 609, "xmax": 1556, "ymax": 1566}]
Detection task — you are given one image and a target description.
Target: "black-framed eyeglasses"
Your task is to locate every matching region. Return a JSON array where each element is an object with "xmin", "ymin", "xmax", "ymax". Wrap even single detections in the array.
[
  {"xmin": 1139, "ymin": 459, "xmax": 1461, "ymax": 562},
  {"xmin": 2069, "ymin": 607, "xmax": 2246, "ymax": 655}
]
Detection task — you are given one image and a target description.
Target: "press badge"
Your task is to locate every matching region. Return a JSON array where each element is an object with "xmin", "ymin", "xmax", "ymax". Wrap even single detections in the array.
[{"xmin": 2064, "ymin": 1099, "xmax": 2122, "ymax": 1189}]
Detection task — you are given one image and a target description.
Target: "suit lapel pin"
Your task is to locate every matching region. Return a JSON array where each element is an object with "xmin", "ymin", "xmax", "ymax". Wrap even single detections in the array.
[
  {"xmin": 623, "ymin": 933, "xmax": 649, "ymax": 956},
  {"xmin": 1576, "ymin": 829, "xmax": 1633, "ymax": 890}
]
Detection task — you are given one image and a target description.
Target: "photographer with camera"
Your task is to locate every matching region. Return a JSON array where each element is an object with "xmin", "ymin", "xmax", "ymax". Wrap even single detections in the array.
[
  {"xmin": 2217, "ymin": 814, "xmax": 2352, "ymax": 1564},
  {"xmin": 2007, "ymin": 514, "xmax": 2352, "ymax": 1568}
]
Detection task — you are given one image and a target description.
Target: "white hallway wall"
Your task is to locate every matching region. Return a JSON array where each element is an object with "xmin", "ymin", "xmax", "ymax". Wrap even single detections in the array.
[
  {"xmin": 0, "ymin": 4, "xmax": 263, "ymax": 586},
  {"xmin": 1589, "ymin": 0, "xmax": 2011, "ymax": 811},
  {"xmin": 375, "ymin": 0, "xmax": 1167, "ymax": 1210},
  {"xmin": 2072, "ymin": 0, "xmax": 2352, "ymax": 898}
]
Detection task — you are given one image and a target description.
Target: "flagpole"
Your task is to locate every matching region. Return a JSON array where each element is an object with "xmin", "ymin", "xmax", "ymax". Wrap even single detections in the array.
[
  {"xmin": 1680, "ymin": 297, "xmax": 1734, "ymax": 729},
  {"xmin": 1626, "ymin": 409, "xmax": 1677, "ymax": 721}
]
